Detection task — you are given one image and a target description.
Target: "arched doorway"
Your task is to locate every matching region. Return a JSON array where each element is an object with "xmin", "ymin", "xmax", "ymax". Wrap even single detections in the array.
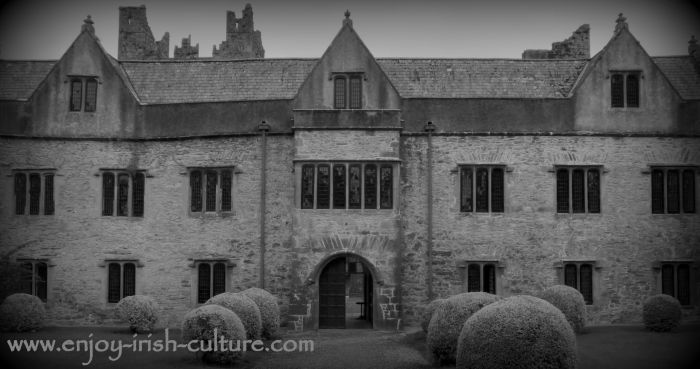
[{"xmin": 318, "ymin": 254, "xmax": 374, "ymax": 329}]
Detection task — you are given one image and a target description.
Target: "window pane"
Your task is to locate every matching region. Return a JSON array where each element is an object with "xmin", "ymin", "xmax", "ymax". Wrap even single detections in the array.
[
  {"xmin": 84, "ymin": 79, "xmax": 97, "ymax": 112},
  {"xmin": 36, "ymin": 262, "xmax": 48, "ymax": 301},
  {"xmin": 190, "ymin": 170, "xmax": 202, "ymax": 212},
  {"xmin": 317, "ymin": 165, "xmax": 330, "ymax": 209},
  {"xmin": 44, "ymin": 174, "xmax": 54, "ymax": 215},
  {"xmin": 572, "ymin": 169, "xmax": 585, "ymax": 213},
  {"xmin": 334, "ymin": 77, "xmax": 346, "ymax": 109},
  {"xmin": 661, "ymin": 264, "xmax": 675, "ymax": 297},
  {"xmin": 364, "ymin": 164, "xmax": 377, "ymax": 209},
  {"xmin": 587, "ymin": 169, "xmax": 600, "ymax": 213},
  {"xmin": 491, "ymin": 168, "xmax": 504, "ymax": 213},
  {"xmin": 349, "ymin": 76, "xmax": 362, "ymax": 109},
  {"xmin": 301, "ymin": 165, "xmax": 315, "ymax": 209},
  {"xmin": 380, "ymin": 165, "xmax": 393, "ymax": 209},
  {"xmin": 460, "ymin": 167, "xmax": 473, "ymax": 212},
  {"xmin": 467, "ymin": 264, "xmax": 480, "ymax": 292},
  {"xmin": 21, "ymin": 262, "xmax": 33, "ymax": 295},
  {"xmin": 205, "ymin": 171, "xmax": 217, "ymax": 212},
  {"xmin": 682, "ymin": 170, "xmax": 695, "ymax": 213},
  {"xmin": 349, "ymin": 164, "xmax": 361, "ymax": 209},
  {"xmin": 475, "ymin": 168, "xmax": 489, "ymax": 212},
  {"xmin": 15, "ymin": 173, "xmax": 26, "ymax": 215},
  {"xmin": 198, "ymin": 264, "xmax": 211, "ymax": 303},
  {"xmin": 483, "ymin": 264, "xmax": 496, "ymax": 294},
  {"xmin": 564, "ymin": 264, "xmax": 577, "ymax": 289},
  {"xmin": 108, "ymin": 263, "xmax": 121, "ymax": 303},
  {"xmin": 213, "ymin": 263, "xmax": 226, "ymax": 296},
  {"xmin": 626, "ymin": 74, "xmax": 639, "ymax": 108},
  {"xmin": 333, "ymin": 164, "xmax": 346, "ymax": 209},
  {"xmin": 29, "ymin": 174, "xmax": 41, "ymax": 215},
  {"xmin": 70, "ymin": 80, "xmax": 82, "ymax": 111},
  {"xmin": 117, "ymin": 173, "xmax": 129, "ymax": 216},
  {"xmin": 122, "ymin": 263, "xmax": 136, "ymax": 297},
  {"xmin": 611, "ymin": 74, "xmax": 624, "ymax": 107},
  {"xmin": 557, "ymin": 169, "xmax": 569, "ymax": 213},
  {"xmin": 667, "ymin": 170, "xmax": 680, "ymax": 214},
  {"xmin": 677, "ymin": 264, "xmax": 690, "ymax": 305},
  {"xmin": 651, "ymin": 169, "xmax": 665, "ymax": 214},
  {"xmin": 580, "ymin": 264, "xmax": 593, "ymax": 304},
  {"xmin": 221, "ymin": 170, "xmax": 233, "ymax": 212},
  {"xmin": 132, "ymin": 173, "xmax": 144, "ymax": 217},
  {"xmin": 102, "ymin": 173, "xmax": 114, "ymax": 216}
]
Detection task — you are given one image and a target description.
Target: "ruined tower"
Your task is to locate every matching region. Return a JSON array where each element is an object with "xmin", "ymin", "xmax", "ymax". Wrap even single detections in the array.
[
  {"xmin": 118, "ymin": 6, "xmax": 169, "ymax": 60},
  {"xmin": 522, "ymin": 24, "xmax": 590, "ymax": 59},
  {"xmin": 212, "ymin": 4, "xmax": 265, "ymax": 59},
  {"xmin": 174, "ymin": 35, "xmax": 199, "ymax": 59}
]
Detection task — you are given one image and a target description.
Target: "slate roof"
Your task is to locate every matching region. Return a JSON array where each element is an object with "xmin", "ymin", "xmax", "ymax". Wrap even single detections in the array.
[
  {"xmin": 0, "ymin": 60, "xmax": 56, "ymax": 101},
  {"xmin": 376, "ymin": 59, "xmax": 588, "ymax": 98},
  {"xmin": 652, "ymin": 56, "xmax": 700, "ymax": 100},
  {"xmin": 119, "ymin": 59, "xmax": 317, "ymax": 104}
]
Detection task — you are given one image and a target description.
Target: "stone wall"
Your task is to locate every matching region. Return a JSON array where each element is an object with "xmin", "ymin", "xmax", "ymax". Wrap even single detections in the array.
[
  {"xmin": 522, "ymin": 24, "xmax": 590, "ymax": 59},
  {"xmin": 118, "ymin": 6, "xmax": 169, "ymax": 60}
]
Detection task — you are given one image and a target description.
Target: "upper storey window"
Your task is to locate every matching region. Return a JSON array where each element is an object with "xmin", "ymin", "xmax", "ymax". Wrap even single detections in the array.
[
  {"xmin": 333, "ymin": 74, "xmax": 362, "ymax": 109},
  {"xmin": 69, "ymin": 76, "xmax": 98, "ymax": 112},
  {"xmin": 610, "ymin": 71, "xmax": 640, "ymax": 108}
]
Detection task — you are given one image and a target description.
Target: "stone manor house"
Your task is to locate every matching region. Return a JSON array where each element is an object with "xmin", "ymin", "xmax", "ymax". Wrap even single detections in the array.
[{"xmin": 0, "ymin": 5, "xmax": 699, "ymax": 330}]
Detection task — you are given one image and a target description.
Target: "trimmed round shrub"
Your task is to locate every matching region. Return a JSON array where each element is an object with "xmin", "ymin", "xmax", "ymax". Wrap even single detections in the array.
[
  {"xmin": 182, "ymin": 304, "xmax": 246, "ymax": 364},
  {"xmin": 241, "ymin": 287, "xmax": 280, "ymax": 339},
  {"xmin": 537, "ymin": 285, "xmax": 586, "ymax": 333},
  {"xmin": 643, "ymin": 294, "xmax": 682, "ymax": 332},
  {"xmin": 206, "ymin": 292, "xmax": 262, "ymax": 339},
  {"xmin": 427, "ymin": 292, "xmax": 500, "ymax": 365},
  {"xmin": 116, "ymin": 295, "xmax": 159, "ymax": 333},
  {"xmin": 420, "ymin": 298, "xmax": 445, "ymax": 333},
  {"xmin": 0, "ymin": 293, "xmax": 46, "ymax": 332},
  {"xmin": 456, "ymin": 295, "xmax": 577, "ymax": 369}
]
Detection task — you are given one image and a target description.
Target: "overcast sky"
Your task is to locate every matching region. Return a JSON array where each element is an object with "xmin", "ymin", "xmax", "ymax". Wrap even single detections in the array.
[{"xmin": 1, "ymin": 0, "xmax": 699, "ymax": 60}]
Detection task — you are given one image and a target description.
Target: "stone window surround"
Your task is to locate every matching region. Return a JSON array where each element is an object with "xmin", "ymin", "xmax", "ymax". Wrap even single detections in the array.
[
  {"xmin": 652, "ymin": 260, "xmax": 697, "ymax": 307},
  {"xmin": 15, "ymin": 258, "xmax": 54, "ymax": 302},
  {"xmin": 451, "ymin": 164, "xmax": 512, "ymax": 215},
  {"xmin": 646, "ymin": 165, "xmax": 698, "ymax": 215},
  {"xmin": 330, "ymin": 72, "xmax": 365, "ymax": 109},
  {"xmin": 608, "ymin": 70, "xmax": 642, "ymax": 109},
  {"xmin": 554, "ymin": 259, "xmax": 603, "ymax": 305},
  {"xmin": 97, "ymin": 169, "xmax": 149, "ymax": 218},
  {"xmin": 98, "ymin": 259, "xmax": 143, "ymax": 305},
  {"xmin": 186, "ymin": 167, "xmax": 238, "ymax": 217},
  {"xmin": 551, "ymin": 165, "xmax": 605, "ymax": 215},
  {"xmin": 457, "ymin": 260, "xmax": 505, "ymax": 295},
  {"xmin": 11, "ymin": 168, "xmax": 56, "ymax": 216},
  {"xmin": 456, "ymin": 164, "xmax": 507, "ymax": 214},
  {"xmin": 67, "ymin": 75, "xmax": 100, "ymax": 112},
  {"xmin": 188, "ymin": 258, "xmax": 235, "ymax": 305}
]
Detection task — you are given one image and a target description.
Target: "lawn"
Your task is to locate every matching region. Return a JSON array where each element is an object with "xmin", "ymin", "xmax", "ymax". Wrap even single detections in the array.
[{"xmin": 1, "ymin": 324, "xmax": 698, "ymax": 368}]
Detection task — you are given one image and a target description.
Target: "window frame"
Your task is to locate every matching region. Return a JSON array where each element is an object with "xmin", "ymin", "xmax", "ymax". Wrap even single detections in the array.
[
  {"xmin": 458, "ymin": 260, "xmax": 502, "ymax": 295},
  {"xmin": 555, "ymin": 165, "xmax": 602, "ymax": 214},
  {"xmin": 610, "ymin": 70, "xmax": 641, "ymax": 108},
  {"xmin": 332, "ymin": 73, "xmax": 364, "ymax": 109},
  {"xmin": 297, "ymin": 161, "xmax": 396, "ymax": 210},
  {"xmin": 68, "ymin": 76, "xmax": 99, "ymax": 112},
  {"xmin": 458, "ymin": 165, "xmax": 506, "ymax": 214},
  {"xmin": 193, "ymin": 260, "xmax": 231, "ymax": 304},
  {"xmin": 556, "ymin": 260, "xmax": 599, "ymax": 305},
  {"xmin": 654, "ymin": 261, "xmax": 696, "ymax": 307},
  {"xmin": 103, "ymin": 260, "xmax": 138, "ymax": 304},
  {"xmin": 100, "ymin": 170, "xmax": 146, "ymax": 218},
  {"xmin": 17, "ymin": 259, "xmax": 49, "ymax": 302},
  {"xmin": 13, "ymin": 170, "xmax": 55, "ymax": 216},
  {"xmin": 188, "ymin": 167, "xmax": 235, "ymax": 216},
  {"xmin": 650, "ymin": 166, "xmax": 697, "ymax": 214}
]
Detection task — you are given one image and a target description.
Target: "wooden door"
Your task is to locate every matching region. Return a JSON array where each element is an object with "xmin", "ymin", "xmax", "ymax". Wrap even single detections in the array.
[{"xmin": 319, "ymin": 257, "xmax": 346, "ymax": 328}]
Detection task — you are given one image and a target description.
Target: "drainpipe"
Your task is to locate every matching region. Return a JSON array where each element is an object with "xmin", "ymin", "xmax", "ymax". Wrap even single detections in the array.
[
  {"xmin": 258, "ymin": 121, "xmax": 270, "ymax": 289},
  {"xmin": 424, "ymin": 121, "xmax": 435, "ymax": 300}
]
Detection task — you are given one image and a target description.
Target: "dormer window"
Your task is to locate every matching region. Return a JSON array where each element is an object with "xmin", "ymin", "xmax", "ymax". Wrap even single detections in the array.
[
  {"xmin": 610, "ymin": 71, "xmax": 639, "ymax": 108},
  {"xmin": 333, "ymin": 73, "xmax": 362, "ymax": 109},
  {"xmin": 69, "ymin": 76, "xmax": 98, "ymax": 112}
]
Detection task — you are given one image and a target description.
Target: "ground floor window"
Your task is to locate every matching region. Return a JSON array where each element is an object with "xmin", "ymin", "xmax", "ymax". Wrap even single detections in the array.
[
  {"xmin": 107, "ymin": 261, "xmax": 136, "ymax": 303},
  {"xmin": 459, "ymin": 261, "xmax": 500, "ymax": 294},
  {"xmin": 197, "ymin": 261, "xmax": 227, "ymax": 303},
  {"xmin": 659, "ymin": 262, "xmax": 692, "ymax": 306},
  {"xmin": 18, "ymin": 260, "xmax": 48, "ymax": 301},
  {"xmin": 561, "ymin": 261, "xmax": 595, "ymax": 304}
]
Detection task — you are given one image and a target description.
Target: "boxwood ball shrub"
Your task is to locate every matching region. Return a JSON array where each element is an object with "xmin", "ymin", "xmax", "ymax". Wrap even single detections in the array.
[
  {"xmin": 537, "ymin": 285, "xmax": 586, "ymax": 333},
  {"xmin": 241, "ymin": 287, "xmax": 280, "ymax": 339},
  {"xmin": 643, "ymin": 294, "xmax": 682, "ymax": 332},
  {"xmin": 420, "ymin": 298, "xmax": 445, "ymax": 333},
  {"xmin": 0, "ymin": 293, "xmax": 46, "ymax": 332},
  {"xmin": 456, "ymin": 295, "xmax": 577, "ymax": 369},
  {"xmin": 116, "ymin": 295, "xmax": 159, "ymax": 333},
  {"xmin": 182, "ymin": 304, "xmax": 246, "ymax": 364},
  {"xmin": 427, "ymin": 292, "xmax": 500, "ymax": 365},
  {"xmin": 206, "ymin": 292, "xmax": 262, "ymax": 339}
]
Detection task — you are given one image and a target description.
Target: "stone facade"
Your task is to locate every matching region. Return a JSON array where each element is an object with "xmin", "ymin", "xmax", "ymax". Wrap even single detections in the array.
[
  {"xmin": 212, "ymin": 4, "xmax": 265, "ymax": 59},
  {"xmin": 0, "ymin": 9, "xmax": 699, "ymax": 330}
]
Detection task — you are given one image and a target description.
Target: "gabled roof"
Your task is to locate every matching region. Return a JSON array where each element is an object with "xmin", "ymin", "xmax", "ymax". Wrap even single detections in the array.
[
  {"xmin": 652, "ymin": 56, "xmax": 700, "ymax": 100},
  {"xmin": 377, "ymin": 59, "xmax": 588, "ymax": 98},
  {"xmin": 119, "ymin": 59, "xmax": 317, "ymax": 104},
  {"xmin": 0, "ymin": 60, "xmax": 56, "ymax": 101}
]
